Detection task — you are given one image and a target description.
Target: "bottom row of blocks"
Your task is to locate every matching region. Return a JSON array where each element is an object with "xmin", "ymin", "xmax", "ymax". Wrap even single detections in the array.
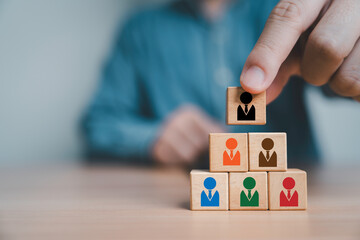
[{"xmin": 190, "ymin": 169, "xmax": 307, "ymax": 210}]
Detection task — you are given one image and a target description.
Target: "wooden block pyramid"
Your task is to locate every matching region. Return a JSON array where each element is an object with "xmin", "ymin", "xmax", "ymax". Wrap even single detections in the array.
[{"xmin": 190, "ymin": 87, "xmax": 307, "ymax": 211}]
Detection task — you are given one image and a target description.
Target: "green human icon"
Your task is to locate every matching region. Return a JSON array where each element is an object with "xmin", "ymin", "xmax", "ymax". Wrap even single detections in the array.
[{"xmin": 240, "ymin": 177, "xmax": 259, "ymax": 207}]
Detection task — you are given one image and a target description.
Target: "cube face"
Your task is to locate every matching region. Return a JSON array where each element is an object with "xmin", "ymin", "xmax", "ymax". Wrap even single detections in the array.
[
  {"xmin": 248, "ymin": 133, "xmax": 287, "ymax": 171},
  {"xmin": 229, "ymin": 172, "xmax": 268, "ymax": 210},
  {"xmin": 190, "ymin": 170, "xmax": 228, "ymax": 210},
  {"xmin": 226, "ymin": 87, "xmax": 266, "ymax": 125},
  {"xmin": 209, "ymin": 133, "xmax": 248, "ymax": 172},
  {"xmin": 268, "ymin": 169, "xmax": 307, "ymax": 210}
]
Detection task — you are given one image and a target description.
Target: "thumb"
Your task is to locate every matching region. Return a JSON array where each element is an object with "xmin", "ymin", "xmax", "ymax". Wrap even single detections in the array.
[{"xmin": 240, "ymin": 0, "xmax": 326, "ymax": 94}]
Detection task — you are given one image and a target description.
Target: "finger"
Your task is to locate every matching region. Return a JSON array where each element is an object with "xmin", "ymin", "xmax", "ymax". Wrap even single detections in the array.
[
  {"xmin": 153, "ymin": 126, "xmax": 194, "ymax": 165},
  {"xmin": 191, "ymin": 108, "xmax": 225, "ymax": 134},
  {"xmin": 176, "ymin": 118, "xmax": 206, "ymax": 155},
  {"xmin": 353, "ymin": 95, "xmax": 360, "ymax": 102},
  {"xmin": 240, "ymin": 0, "xmax": 327, "ymax": 93},
  {"xmin": 302, "ymin": 0, "xmax": 360, "ymax": 86},
  {"xmin": 153, "ymin": 139, "xmax": 179, "ymax": 165},
  {"xmin": 165, "ymin": 126, "xmax": 199, "ymax": 163},
  {"xmin": 156, "ymin": 137, "xmax": 193, "ymax": 165},
  {"xmin": 172, "ymin": 106, "xmax": 209, "ymax": 151},
  {"xmin": 266, "ymin": 42, "xmax": 302, "ymax": 104},
  {"xmin": 153, "ymin": 106, "xmax": 206, "ymax": 165},
  {"xmin": 266, "ymin": 61, "xmax": 294, "ymax": 104},
  {"xmin": 330, "ymin": 39, "xmax": 360, "ymax": 97}
]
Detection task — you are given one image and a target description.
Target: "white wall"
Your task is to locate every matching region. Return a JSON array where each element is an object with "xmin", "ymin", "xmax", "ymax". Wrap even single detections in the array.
[
  {"xmin": 0, "ymin": 0, "xmax": 130, "ymax": 164},
  {"xmin": 0, "ymin": 0, "xmax": 359, "ymax": 166},
  {"xmin": 306, "ymin": 87, "xmax": 360, "ymax": 166}
]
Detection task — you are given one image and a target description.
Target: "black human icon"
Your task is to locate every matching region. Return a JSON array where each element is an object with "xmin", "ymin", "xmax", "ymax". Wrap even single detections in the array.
[
  {"xmin": 259, "ymin": 138, "xmax": 277, "ymax": 167},
  {"xmin": 237, "ymin": 92, "xmax": 255, "ymax": 121}
]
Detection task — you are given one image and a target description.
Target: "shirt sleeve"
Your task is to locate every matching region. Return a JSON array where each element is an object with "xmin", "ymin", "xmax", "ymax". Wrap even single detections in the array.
[{"xmin": 82, "ymin": 18, "xmax": 161, "ymax": 161}]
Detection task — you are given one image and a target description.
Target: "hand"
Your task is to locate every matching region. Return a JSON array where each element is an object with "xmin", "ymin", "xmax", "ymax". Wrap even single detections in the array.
[
  {"xmin": 240, "ymin": 0, "xmax": 360, "ymax": 103},
  {"xmin": 152, "ymin": 105, "xmax": 225, "ymax": 166}
]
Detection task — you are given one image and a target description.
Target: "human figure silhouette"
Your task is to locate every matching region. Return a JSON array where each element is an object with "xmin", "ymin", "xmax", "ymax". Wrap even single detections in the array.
[
  {"xmin": 259, "ymin": 138, "xmax": 277, "ymax": 167},
  {"xmin": 223, "ymin": 138, "xmax": 240, "ymax": 165},
  {"xmin": 280, "ymin": 177, "xmax": 298, "ymax": 207},
  {"xmin": 201, "ymin": 177, "xmax": 220, "ymax": 207},
  {"xmin": 240, "ymin": 177, "xmax": 259, "ymax": 207},
  {"xmin": 237, "ymin": 92, "xmax": 255, "ymax": 121}
]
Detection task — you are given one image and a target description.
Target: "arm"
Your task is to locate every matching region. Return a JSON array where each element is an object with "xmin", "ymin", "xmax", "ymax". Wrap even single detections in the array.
[
  {"xmin": 82, "ymin": 20, "xmax": 160, "ymax": 161},
  {"xmin": 83, "ymin": 12, "xmax": 225, "ymax": 165},
  {"xmin": 240, "ymin": 0, "xmax": 360, "ymax": 103}
]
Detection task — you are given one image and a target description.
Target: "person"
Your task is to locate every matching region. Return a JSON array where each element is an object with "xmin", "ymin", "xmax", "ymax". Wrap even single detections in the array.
[
  {"xmin": 223, "ymin": 138, "xmax": 240, "ymax": 165},
  {"xmin": 280, "ymin": 177, "xmax": 298, "ymax": 207},
  {"xmin": 259, "ymin": 138, "xmax": 277, "ymax": 167},
  {"xmin": 82, "ymin": 0, "xmax": 360, "ymax": 167},
  {"xmin": 201, "ymin": 177, "xmax": 220, "ymax": 207},
  {"xmin": 240, "ymin": 177, "xmax": 259, "ymax": 207},
  {"xmin": 237, "ymin": 92, "xmax": 256, "ymax": 121}
]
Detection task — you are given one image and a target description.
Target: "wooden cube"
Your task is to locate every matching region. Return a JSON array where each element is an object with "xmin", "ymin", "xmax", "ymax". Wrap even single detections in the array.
[
  {"xmin": 229, "ymin": 172, "xmax": 268, "ymax": 210},
  {"xmin": 226, "ymin": 87, "xmax": 266, "ymax": 125},
  {"xmin": 209, "ymin": 133, "xmax": 248, "ymax": 172},
  {"xmin": 268, "ymin": 169, "xmax": 307, "ymax": 210},
  {"xmin": 248, "ymin": 132, "xmax": 287, "ymax": 171},
  {"xmin": 190, "ymin": 170, "xmax": 228, "ymax": 210}
]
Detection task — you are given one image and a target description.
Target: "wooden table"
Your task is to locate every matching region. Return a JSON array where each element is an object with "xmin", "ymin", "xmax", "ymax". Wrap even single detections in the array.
[{"xmin": 0, "ymin": 163, "xmax": 359, "ymax": 240}]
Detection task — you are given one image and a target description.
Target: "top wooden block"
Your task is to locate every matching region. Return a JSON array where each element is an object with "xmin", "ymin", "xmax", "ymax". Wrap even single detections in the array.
[{"xmin": 226, "ymin": 87, "xmax": 266, "ymax": 125}]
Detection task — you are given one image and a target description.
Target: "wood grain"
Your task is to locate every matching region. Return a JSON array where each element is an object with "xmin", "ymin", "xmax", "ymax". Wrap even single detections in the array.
[
  {"xmin": 0, "ymin": 164, "xmax": 359, "ymax": 239},
  {"xmin": 190, "ymin": 170, "xmax": 228, "ymax": 210},
  {"xmin": 229, "ymin": 172, "xmax": 268, "ymax": 210},
  {"xmin": 209, "ymin": 133, "xmax": 248, "ymax": 172},
  {"xmin": 248, "ymin": 132, "xmax": 287, "ymax": 171},
  {"xmin": 268, "ymin": 169, "xmax": 307, "ymax": 210}
]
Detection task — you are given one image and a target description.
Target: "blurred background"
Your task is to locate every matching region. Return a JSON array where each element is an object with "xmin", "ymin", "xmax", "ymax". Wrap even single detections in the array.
[{"xmin": 0, "ymin": 0, "xmax": 359, "ymax": 167}]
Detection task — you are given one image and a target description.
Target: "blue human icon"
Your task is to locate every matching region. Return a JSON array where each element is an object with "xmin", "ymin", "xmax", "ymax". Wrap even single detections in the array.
[{"xmin": 201, "ymin": 177, "xmax": 220, "ymax": 207}]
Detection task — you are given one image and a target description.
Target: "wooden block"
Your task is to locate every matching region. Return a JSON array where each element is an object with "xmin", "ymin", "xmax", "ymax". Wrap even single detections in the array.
[
  {"xmin": 268, "ymin": 169, "xmax": 307, "ymax": 210},
  {"xmin": 190, "ymin": 170, "xmax": 228, "ymax": 210},
  {"xmin": 248, "ymin": 132, "xmax": 287, "ymax": 171},
  {"xmin": 226, "ymin": 87, "xmax": 266, "ymax": 125},
  {"xmin": 229, "ymin": 172, "xmax": 268, "ymax": 210},
  {"xmin": 209, "ymin": 133, "xmax": 248, "ymax": 172}
]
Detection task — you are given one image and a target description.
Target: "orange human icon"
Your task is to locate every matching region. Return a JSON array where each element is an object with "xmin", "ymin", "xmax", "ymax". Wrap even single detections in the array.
[{"xmin": 223, "ymin": 138, "xmax": 240, "ymax": 165}]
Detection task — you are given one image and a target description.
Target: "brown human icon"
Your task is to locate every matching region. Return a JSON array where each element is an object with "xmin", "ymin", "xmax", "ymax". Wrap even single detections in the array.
[
  {"xmin": 223, "ymin": 138, "xmax": 240, "ymax": 165},
  {"xmin": 259, "ymin": 138, "xmax": 277, "ymax": 167},
  {"xmin": 280, "ymin": 177, "xmax": 298, "ymax": 207}
]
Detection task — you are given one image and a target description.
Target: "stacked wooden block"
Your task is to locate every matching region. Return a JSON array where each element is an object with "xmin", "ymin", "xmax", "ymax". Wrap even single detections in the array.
[{"xmin": 190, "ymin": 87, "xmax": 307, "ymax": 211}]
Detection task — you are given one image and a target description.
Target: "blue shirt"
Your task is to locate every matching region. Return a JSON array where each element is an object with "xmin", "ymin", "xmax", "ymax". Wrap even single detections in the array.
[{"xmin": 82, "ymin": 0, "xmax": 319, "ymax": 166}]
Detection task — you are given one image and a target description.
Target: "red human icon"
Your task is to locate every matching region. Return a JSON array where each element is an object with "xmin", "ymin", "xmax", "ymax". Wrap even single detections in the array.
[
  {"xmin": 280, "ymin": 177, "xmax": 298, "ymax": 207},
  {"xmin": 223, "ymin": 138, "xmax": 240, "ymax": 166}
]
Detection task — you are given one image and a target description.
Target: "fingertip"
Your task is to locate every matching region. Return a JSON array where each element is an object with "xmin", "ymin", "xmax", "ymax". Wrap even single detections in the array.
[
  {"xmin": 240, "ymin": 65, "xmax": 269, "ymax": 94},
  {"xmin": 353, "ymin": 96, "xmax": 360, "ymax": 103}
]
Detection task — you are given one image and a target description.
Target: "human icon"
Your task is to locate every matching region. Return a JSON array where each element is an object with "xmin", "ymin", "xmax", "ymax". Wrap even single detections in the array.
[
  {"xmin": 259, "ymin": 138, "xmax": 277, "ymax": 167},
  {"xmin": 237, "ymin": 91, "xmax": 255, "ymax": 121},
  {"xmin": 201, "ymin": 177, "xmax": 219, "ymax": 207},
  {"xmin": 240, "ymin": 177, "xmax": 259, "ymax": 207},
  {"xmin": 223, "ymin": 138, "xmax": 240, "ymax": 166},
  {"xmin": 280, "ymin": 177, "xmax": 298, "ymax": 207}
]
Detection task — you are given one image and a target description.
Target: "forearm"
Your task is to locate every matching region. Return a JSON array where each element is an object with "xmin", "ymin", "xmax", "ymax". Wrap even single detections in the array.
[{"xmin": 83, "ymin": 114, "xmax": 160, "ymax": 161}]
